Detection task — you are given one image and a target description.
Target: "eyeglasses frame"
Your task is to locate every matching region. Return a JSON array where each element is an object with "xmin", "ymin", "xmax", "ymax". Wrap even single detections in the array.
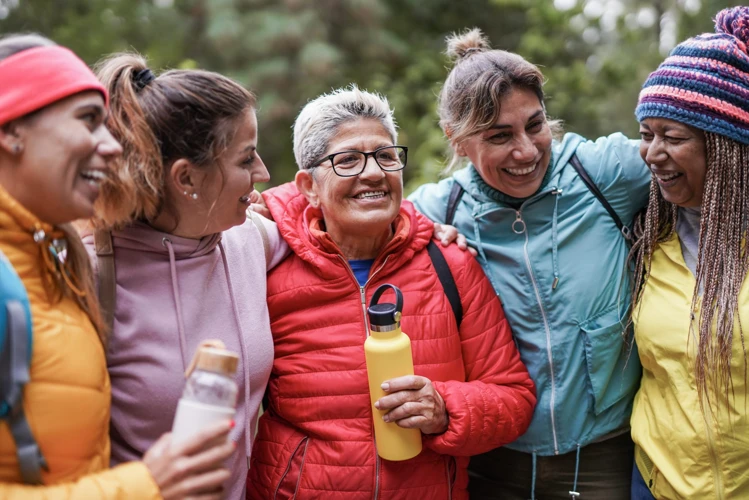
[{"xmin": 310, "ymin": 145, "xmax": 408, "ymax": 177}]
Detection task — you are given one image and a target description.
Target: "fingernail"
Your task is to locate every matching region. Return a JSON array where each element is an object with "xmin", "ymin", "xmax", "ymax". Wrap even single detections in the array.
[
  {"xmin": 382, "ymin": 415, "xmax": 389, "ymax": 422},
  {"xmin": 381, "ymin": 382, "xmax": 389, "ymax": 391},
  {"xmin": 229, "ymin": 420, "xmax": 236, "ymax": 429},
  {"xmin": 374, "ymin": 401, "xmax": 380, "ymax": 409}
]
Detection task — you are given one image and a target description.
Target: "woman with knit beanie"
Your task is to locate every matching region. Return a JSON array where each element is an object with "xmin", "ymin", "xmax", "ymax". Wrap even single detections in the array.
[
  {"xmin": 629, "ymin": 6, "xmax": 749, "ymax": 499},
  {"xmin": 0, "ymin": 34, "xmax": 235, "ymax": 499}
]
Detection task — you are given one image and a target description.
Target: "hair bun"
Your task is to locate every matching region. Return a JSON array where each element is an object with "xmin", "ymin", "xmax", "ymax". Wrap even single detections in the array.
[
  {"xmin": 714, "ymin": 6, "xmax": 749, "ymax": 45},
  {"xmin": 446, "ymin": 28, "xmax": 491, "ymax": 63}
]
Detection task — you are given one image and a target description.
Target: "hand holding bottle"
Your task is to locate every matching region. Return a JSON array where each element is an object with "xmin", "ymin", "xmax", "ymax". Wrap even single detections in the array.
[
  {"xmin": 375, "ymin": 375, "xmax": 449, "ymax": 435},
  {"xmin": 142, "ymin": 419, "xmax": 235, "ymax": 500}
]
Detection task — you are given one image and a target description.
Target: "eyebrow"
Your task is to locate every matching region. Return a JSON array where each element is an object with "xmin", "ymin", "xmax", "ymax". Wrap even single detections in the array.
[
  {"xmin": 241, "ymin": 144, "xmax": 257, "ymax": 154},
  {"xmin": 77, "ymin": 103, "xmax": 105, "ymax": 118},
  {"xmin": 486, "ymin": 110, "xmax": 545, "ymax": 131}
]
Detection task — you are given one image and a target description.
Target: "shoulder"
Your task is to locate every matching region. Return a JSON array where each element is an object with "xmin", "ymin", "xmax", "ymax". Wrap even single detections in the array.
[
  {"xmin": 572, "ymin": 132, "xmax": 646, "ymax": 183},
  {"xmin": 408, "ymin": 167, "xmax": 473, "ymax": 224},
  {"xmin": 225, "ymin": 214, "xmax": 289, "ymax": 270}
]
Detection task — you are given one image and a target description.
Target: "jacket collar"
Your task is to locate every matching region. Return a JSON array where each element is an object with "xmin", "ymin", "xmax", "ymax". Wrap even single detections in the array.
[
  {"xmin": 0, "ymin": 181, "xmax": 55, "ymax": 250},
  {"xmin": 267, "ymin": 183, "xmax": 433, "ymax": 272}
]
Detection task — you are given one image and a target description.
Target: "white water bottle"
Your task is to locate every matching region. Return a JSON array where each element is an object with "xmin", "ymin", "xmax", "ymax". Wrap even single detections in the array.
[{"xmin": 171, "ymin": 341, "xmax": 238, "ymax": 445}]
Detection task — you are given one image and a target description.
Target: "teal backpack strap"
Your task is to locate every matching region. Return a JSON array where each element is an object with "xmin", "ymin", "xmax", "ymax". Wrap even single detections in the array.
[{"xmin": 0, "ymin": 253, "xmax": 48, "ymax": 484}]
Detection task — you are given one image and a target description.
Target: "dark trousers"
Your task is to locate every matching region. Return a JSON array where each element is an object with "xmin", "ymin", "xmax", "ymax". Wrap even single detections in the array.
[
  {"xmin": 630, "ymin": 462, "xmax": 656, "ymax": 500},
  {"xmin": 468, "ymin": 432, "xmax": 634, "ymax": 499}
]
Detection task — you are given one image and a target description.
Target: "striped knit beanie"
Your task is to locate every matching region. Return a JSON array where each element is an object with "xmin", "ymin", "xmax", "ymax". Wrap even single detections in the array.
[{"xmin": 635, "ymin": 6, "xmax": 749, "ymax": 145}]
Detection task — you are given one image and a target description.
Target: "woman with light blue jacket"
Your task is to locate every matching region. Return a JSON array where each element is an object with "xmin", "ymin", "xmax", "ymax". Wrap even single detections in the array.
[{"xmin": 409, "ymin": 29, "xmax": 649, "ymax": 499}]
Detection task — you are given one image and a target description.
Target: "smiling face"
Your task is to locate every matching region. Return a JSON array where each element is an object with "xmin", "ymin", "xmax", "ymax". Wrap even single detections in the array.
[
  {"xmin": 297, "ymin": 118, "xmax": 402, "ymax": 243},
  {"xmin": 639, "ymin": 117, "xmax": 707, "ymax": 208},
  {"xmin": 456, "ymin": 87, "xmax": 553, "ymax": 199},
  {"xmin": 196, "ymin": 109, "xmax": 269, "ymax": 235},
  {"xmin": 1, "ymin": 91, "xmax": 122, "ymax": 225}
]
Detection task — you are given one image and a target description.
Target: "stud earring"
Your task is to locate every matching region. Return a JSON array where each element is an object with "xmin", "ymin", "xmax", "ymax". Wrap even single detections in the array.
[
  {"xmin": 11, "ymin": 143, "xmax": 22, "ymax": 154},
  {"xmin": 191, "ymin": 193, "xmax": 198, "ymax": 200}
]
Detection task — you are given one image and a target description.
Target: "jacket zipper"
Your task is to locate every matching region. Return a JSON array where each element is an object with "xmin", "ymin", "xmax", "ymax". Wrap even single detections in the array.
[
  {"xmin": 702, "ymin": 414, "xmax": 723, "ymax": 499},
  {"xmin": 690, "ymin": 304, "xmax": 724, "ymax": 499},
  {"xmin": 444, "ymin": 456, "xmax": 454, "ymax": 500},
  {"xmin": 515, "ymin": 209, "xmax": 559, "ymax": 454},
  {"xmin": 273, "ymin": 436, "xmax": 309, "ymax": 500},
  {"xmin": 338, "ymin": 255, "xmax": 390, "ymax": 337},
  {"xmin": 336, "ymin": 254, "xmax": 390, "ymax": 500}
]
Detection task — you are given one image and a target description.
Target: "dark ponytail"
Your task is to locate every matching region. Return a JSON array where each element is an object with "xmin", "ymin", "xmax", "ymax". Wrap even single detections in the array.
[{"xmin": 94, "ymin": 53, "xmax": 257, "ymax": 229}]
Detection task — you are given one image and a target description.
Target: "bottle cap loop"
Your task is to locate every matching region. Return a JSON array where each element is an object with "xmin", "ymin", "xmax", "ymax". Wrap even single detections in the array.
[{"xmin": 368, "ymin": 284, "xmax": 404, "ymax": 327}]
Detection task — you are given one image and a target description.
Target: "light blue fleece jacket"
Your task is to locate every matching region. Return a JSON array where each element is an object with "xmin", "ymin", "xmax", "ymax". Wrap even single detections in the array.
[{"xmin": 410, "ymin": 132, "xmax": 650, "ymax": 456}]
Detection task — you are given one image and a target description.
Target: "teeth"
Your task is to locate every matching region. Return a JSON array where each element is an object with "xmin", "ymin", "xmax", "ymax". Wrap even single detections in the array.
[
  {"xmin": 355, "ymin": 191, "xmax": 386, "ymax": 199},
  {"xmin": 80, "ymin": 169, "xmax": 107, "ymax": 185},
  {"xmin": 240, "ymin": 195, "xmax": 250, "ymax": 203},
  {"xmin": 505, "ymin": 163, "xmax": 537, "ymax": 176},
  {"xmin": 656, "ymin": 172, "xmax": 681, "ymax": 181}
]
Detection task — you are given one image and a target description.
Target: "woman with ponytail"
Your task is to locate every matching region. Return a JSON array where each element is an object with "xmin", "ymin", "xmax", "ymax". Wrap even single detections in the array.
[
  {"xmin": 629, "ymin": 7, "xmax": 749, "ymax": 499},
  {"xmin": 83, "ymin": 53, "xmax": 287, "ymax": 499},
  {"xmin": 409, "ymin": 29, "xmax": 650, "ymax": 499},
  {"xmin": 0, "ymin": 34, "xmax": 236, "ymax": 499}
]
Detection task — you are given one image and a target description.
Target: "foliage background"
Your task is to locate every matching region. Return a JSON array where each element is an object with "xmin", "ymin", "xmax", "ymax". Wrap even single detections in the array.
[{"xmin": 0, "ymin": 0, "xmax": 740, "ymax": 192}]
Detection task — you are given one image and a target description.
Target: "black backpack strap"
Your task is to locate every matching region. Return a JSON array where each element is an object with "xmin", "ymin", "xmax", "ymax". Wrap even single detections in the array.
[
  {"xmin": 569, "ymin": 153, "xmax": 632, "ymax": 241},
  {"xmin": 426, "ymin": 241, "xmax": 463, "ymax": 329},
  {"xmin": 3, "ymin": 301, "xmax": 47, "ymax": 484},
  {"xmin": 445, "ymin": 182, "xmax": 465, "ymax": 226}
]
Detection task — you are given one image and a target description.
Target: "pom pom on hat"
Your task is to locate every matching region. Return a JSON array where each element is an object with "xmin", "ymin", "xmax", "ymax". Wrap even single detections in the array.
[
  {"xmin": 715, "ymin": 6, "xmax": 749, "ymax": 46},
  {"xmin": 635, "ymin": 6, "xmax": 749, "ymax": 145}
]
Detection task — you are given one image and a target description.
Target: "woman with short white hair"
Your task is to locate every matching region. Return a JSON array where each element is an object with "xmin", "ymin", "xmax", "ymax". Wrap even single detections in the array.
[{"xmin": 246, "ymin": 86, "xmax": 536, "ymax": 499}]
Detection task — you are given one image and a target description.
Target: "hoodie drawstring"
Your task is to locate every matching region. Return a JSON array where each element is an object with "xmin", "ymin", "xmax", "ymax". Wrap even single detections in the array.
[
  {"xmin": 569, "ymin": 444, "xmax": 581, "ymax": 498},
  {"xmin": 218, "ymin": 242, "xmax": 252, "ymax": 464},
  {"xmin": 163, "ymin": 237, "xmax": 189, "ymax": 370},
  {"xmin": 551, "ymin": 188, "xmax": 562, "ymax": 290}
]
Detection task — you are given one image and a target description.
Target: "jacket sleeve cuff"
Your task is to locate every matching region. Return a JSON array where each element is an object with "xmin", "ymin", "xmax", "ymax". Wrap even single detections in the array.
[
  {"xmin": 421, "ymin": 380, "xmax": 472, "ymax": 455},
  {"xmin": 107, "ymin": 461, "xmax": 162, "ymax": 499}
]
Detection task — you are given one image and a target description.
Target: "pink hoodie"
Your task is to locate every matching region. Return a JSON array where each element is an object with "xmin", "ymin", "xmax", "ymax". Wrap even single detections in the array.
[{"xmin": 81, "ymin": 216, "xmax": 287, "ymax": 500}]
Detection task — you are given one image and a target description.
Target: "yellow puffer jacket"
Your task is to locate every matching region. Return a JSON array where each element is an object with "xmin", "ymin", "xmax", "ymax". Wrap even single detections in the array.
[
  {"xmin": 0, "ymin": 184, "xmax": 161, "ymax": 499},
  {"xmin": 632, "ymin": 233, "xmax": 749, "ymax": 499}
]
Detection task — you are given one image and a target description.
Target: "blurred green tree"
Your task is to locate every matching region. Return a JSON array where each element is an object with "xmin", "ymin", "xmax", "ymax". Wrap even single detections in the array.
[{"xmin": 0, "ymin": 0, "xmax": 739, "ymax": 191}]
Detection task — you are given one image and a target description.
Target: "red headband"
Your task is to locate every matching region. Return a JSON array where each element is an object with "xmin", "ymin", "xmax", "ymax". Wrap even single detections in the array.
[{"xmin": 0, "ymin": 46, "xmax": 108, "ymax": 126}]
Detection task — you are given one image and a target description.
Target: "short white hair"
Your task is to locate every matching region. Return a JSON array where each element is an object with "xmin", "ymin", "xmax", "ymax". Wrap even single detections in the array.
[{"xmin": 293, "ymin": 85, "xmax": 398, "ymax": 171}]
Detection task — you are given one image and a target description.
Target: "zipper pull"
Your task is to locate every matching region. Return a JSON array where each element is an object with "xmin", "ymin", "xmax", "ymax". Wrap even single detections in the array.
[
  {"xmin": 360, "ymin": 286, "xmax": 366, "ymax": 306},
  {"xmin": 512, "ymin": 211, "xmax": 526, "ymax": 234}
]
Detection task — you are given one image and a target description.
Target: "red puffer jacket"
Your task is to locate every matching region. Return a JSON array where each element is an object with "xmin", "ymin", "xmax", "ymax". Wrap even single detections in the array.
[{"xmin": 248, "ymin": 185, "xmax": 536, "ymax": 500}]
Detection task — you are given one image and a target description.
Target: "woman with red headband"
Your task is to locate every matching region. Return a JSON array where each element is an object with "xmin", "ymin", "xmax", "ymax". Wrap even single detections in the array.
[{"xmin": 0, "ymin": 34, "xmax": 234, "ymax": 499}]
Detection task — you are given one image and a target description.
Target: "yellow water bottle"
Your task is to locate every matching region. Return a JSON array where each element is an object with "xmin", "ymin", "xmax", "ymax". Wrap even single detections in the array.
[{"xmin": 364, "ymin": 284, "xmax": 422, "ymax": 461}]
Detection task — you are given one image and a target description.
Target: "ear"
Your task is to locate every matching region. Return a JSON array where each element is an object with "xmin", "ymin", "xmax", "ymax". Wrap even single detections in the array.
[
  {"xmin": 454, "ymin": 141, "xmax": 467, "ymax": 158},
  {"xmin": 0, "ymin": 121, "xmax": 25, "ymax": 156},
  {"xmin": 169, "ymin": 158, "xmax": 203, "ymax": 199},
  {"xmin": 295, "ymin": 169, "xmax": 319, "ymax": 208}
]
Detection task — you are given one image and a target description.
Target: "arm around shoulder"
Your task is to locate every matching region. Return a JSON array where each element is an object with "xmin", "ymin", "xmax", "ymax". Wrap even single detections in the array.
[
  {"xmin": 423, "ymin": 245, "xmax": 535, "ymax": 457},
  {"xmin": 407, "ymin": 178, "xmax": 457, "ymax": 225}
]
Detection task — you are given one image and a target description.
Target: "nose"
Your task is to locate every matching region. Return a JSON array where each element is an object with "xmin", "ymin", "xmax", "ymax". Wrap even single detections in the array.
[
  {"xmin": 644, "ymin": 136, "xmax": 667, "ymax": 166},
  {"xmin": 254, "ymin": 153, "xmax": 271, "ymax": 184},
  {"xmin": 96, "ymin": 125, "xmax": 123, "ymax": 159},
  {"xmin": 358, "ymin": 155, "xmax": 385, "ymax": 181},
  {"xmin": 512, "ymin": 133, "xmax": 538, "ymax": 163}
]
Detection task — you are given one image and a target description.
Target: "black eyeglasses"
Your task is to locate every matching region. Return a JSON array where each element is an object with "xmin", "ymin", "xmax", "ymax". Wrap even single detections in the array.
[{"xmin": 311, "ymin": 145, "xmax": 408, "ymax": 177}]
